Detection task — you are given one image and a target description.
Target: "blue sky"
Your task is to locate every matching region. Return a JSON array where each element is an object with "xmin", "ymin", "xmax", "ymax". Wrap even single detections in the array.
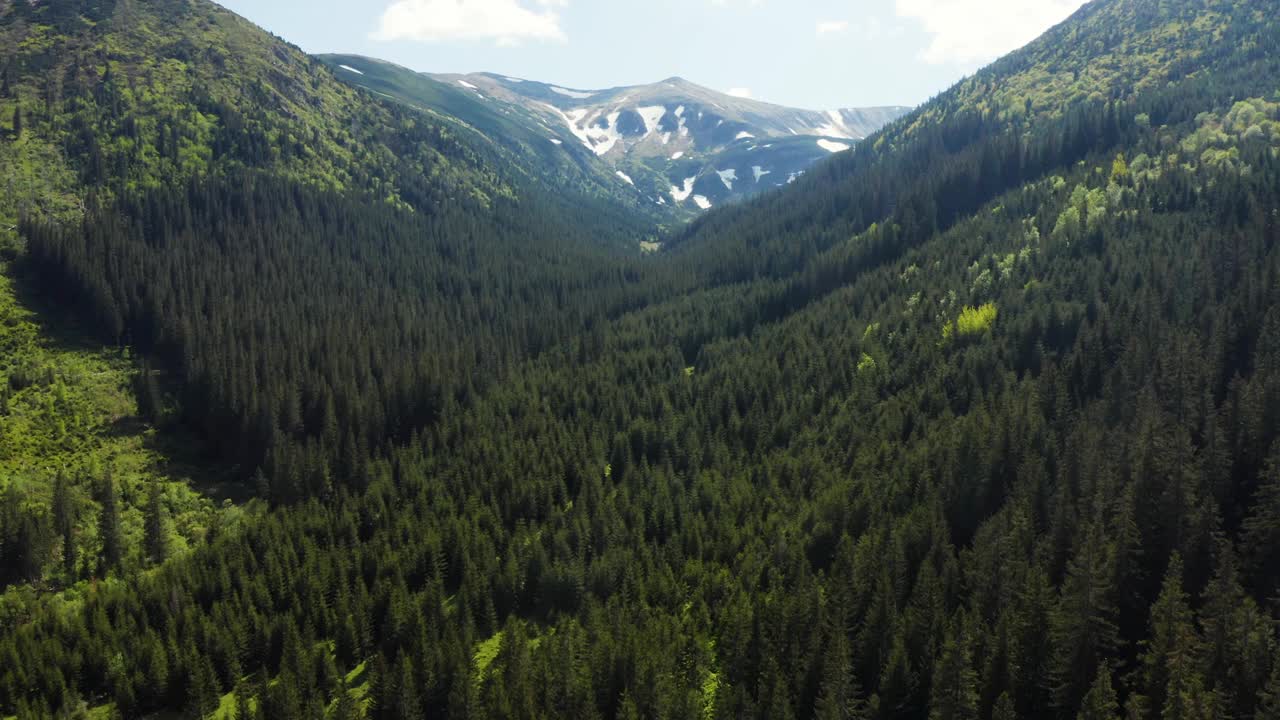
[{"xmin": 214, "ymin": 0, "xmax": 1088, "ymax": 109}]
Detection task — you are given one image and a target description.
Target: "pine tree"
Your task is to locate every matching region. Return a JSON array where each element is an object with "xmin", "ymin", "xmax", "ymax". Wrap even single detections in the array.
[
  {"xmin": 992, "ymin": 693, "xmax": 1018, "ymax": 720},
  {"xmin": 1258, "ymin": 647, "xmax": 1280, "ymax": 720},
  {"xmin": 1242, "ymin": 446, "xmax": 1280, "ymax": 599},
  {"xmin": 52, "ymin": 470, "xmax": 76, "ymax": 577},
  {"xmin": 1077, "ymin": 665, "xmax": 1120, "ymax": 720},
  {"xmin": 929, "ymin": 618, "xmax": 979, "ymax": 720},
  {"xmin": 1050, "ymin": 519, "xmax": 1119, "ymax": 715},
  {"xmin": 331, "ymin": 676, "xmax": 358, "ymax": 720},
  {"xmin": 1140, "ymin": 555, "xmax": 1198, "ymax": 718},
  {"xmin": 188, "ymin": 653, "xmax": 221, "ymax": 720},
  {"xmin": 97, "ymin": 470, "xmax": 123, "ymax": 575},
  {"xmin": 878, "ymin": 636, "xmax": 918, "ymax": 720},
  {"xmin": 144, "ymin": 481, "xmax": 168, "ymax": 565},
  {"xmin": 389, "ymin": 652, "xmax": 422, "ymax": 720},
  {"xmin": 137, "ymin": 362, "xmax": 163, "ymax": 425},
  {"xmin": 815, "ymin": 619, "xmax": 867, "ymax": 720},
  {"xmin": 11, "ymin": 105, "xmax": 20, "ymax": 140}
]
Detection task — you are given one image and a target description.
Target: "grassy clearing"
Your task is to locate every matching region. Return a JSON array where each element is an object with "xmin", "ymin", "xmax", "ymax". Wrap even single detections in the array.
[{"xmin": 0, "ymin": 238, "xmax": 248, "ymax": 604}]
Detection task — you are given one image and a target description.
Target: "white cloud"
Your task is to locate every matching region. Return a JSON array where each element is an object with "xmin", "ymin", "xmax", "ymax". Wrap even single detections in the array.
[
  {"xmin": 726, "ymin": 88, "xmax": 753, "ymax": 98},
  {"xmin": 895, "ymin": 0, "xmax": 1087, "ymax": 64},
  {"xmin": 373, "ymin": 0, "xmax": 568, "ymax": 45},
  {"xmin": 816, "ymin": 20, "xmax": 849, "ymax": 36}
]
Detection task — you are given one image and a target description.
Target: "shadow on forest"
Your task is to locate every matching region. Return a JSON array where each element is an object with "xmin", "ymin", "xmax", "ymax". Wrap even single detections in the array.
[{"xmin": 7, "ymin": 255, "xmax": 253, "ymax": 505}]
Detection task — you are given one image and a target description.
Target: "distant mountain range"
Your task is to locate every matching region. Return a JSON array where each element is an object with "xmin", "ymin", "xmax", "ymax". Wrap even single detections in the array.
[{"xmin": 319, "ymin": 55, "xmax": 910, "ymax": 216}]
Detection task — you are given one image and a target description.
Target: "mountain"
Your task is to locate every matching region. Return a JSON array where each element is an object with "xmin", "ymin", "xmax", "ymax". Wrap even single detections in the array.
[
  {"xmin": 7, "ymin": 0, "xmax": 1280, "ymax": 718},
  {"xmin": 0, "ymin": 0, "xmax": 659, "ymax": 247},
  {"xmin": 319, "ymin": 55, "xmax": 910, "ymax": 214}
]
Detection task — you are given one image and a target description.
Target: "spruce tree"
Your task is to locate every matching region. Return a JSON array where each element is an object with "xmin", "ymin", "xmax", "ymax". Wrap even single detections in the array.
[
  {"xmin": 137, "ymin": 362, "xmax": 163, "ymax": 425},
  {"xmin": 816, "ymin": 620, "xmax": 867, "ymax": 720},
  {"xmin": 1077, "ymin": 665, "xmax": 1120, "ymax": 720},
  {"xmin": 1140, "ymin": 555, "xmax": 1198, "ymax": 717},
  {"xmin": 1050, "ymin": 519, "xmax": 1119, "ymax": 715},
  {"xmin": 991, "ymin": 693, "xmax": 1018, "ymax": 720},
  {"xmin": 144, "ymin": 481, "xmax": 168, "ymax": 565},
  {"xmin": 97, "ymin": 470, "xmax": 123, "ymax": 575},
  {"xmin": 52, "ymin": 470, "xmax": 76, "ymax": 577},
  {"xmin": 1242, "ymin": 447, "xmax": 1280, "ymax": 599},
  {"xmin": 929, "ymin": 619, "xmax": 979, "ymax": 720}
]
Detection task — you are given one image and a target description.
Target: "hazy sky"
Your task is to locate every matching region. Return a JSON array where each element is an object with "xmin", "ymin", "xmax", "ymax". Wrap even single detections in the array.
[{"xmin": 213, "ymin": 0, "xmax": 1089, "ymax": 110}]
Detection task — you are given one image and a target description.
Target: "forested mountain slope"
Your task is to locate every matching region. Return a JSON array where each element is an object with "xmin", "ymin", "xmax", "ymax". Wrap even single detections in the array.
[
  {"xmin": 4, "ymin": 0, "xmax": 1280, "ymax": 718},
  {"xmin": 665, "ymin": 0, "xmax": 1278, "ymax": 285},
  {"xmin": 315, "ymin": 55, "xmax": 678, "ymax": 224}
]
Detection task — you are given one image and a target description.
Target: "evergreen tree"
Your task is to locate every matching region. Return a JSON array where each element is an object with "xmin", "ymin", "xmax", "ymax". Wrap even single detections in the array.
[
  {"xmin": 1140, "ymin": 555, "xmax": 1198, "ymax": 718},
  {"xmin": 1050, "ymin": 519, "xmax": 1119, "ymax": 715},
  {"xmin": 136, "ymin": 362, "xmax": 163, "ymax": 425},
  {"xmin": 1258, "ymin": 648, "xmax": 1280, "ymax": 720},
  {"xmin": 1077, "ymin": 665, "xmax": 1120, "ymax": 720},
  {"xmin": 51, "ymin": 470, "xmax": 76, "ymax": 577},
  {"xmin": 815, "ymin": 620, "xmax": 866, "ymax": 720},
  {"xmin": 1242, "ymin": 447, "xmax": 1280, "ymax": 599},
  {"xmin": 331, "ymin": 677, "xmax": 358, "ymax": 720},
  {"xmin": 991, "ymin": 693, "xmax": 1018, "ymax": 720},
  {"xmin": 97, "ymin": 471, "xmax": 123, "ymax": 575},
  {"xmin": 388, "ymin": 653, "xmax": 422, "ymax": 720},
  {"xmin": 187, "ymin": 654, "xmax": 221, "ymax": 720},
  {"xmin": 929, "ymin": 619, "xmax": 979, "ymax": 720},
  {"xmin": 144, "ymin": 481, "xmax": 168, "ymax": 565}
]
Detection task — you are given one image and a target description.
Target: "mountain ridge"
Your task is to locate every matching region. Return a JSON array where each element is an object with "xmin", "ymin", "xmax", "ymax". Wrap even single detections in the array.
[{"xmin": 321, "ymin": 54, "xmax": 911, "ymax": 215}]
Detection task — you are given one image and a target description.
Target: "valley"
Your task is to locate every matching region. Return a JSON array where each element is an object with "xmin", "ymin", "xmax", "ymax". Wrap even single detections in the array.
[{"xmin": 2, "ymin": 0, "xmax": 1280, "ymax": 718}]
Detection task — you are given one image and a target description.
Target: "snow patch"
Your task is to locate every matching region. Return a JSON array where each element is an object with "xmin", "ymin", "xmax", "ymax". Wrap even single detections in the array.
[
  {"xmin": 716, "ymin": 169, "xmax": 738, "ymax": 191},
  {"xmin": 752, "ymin": 166, "xmax": 771, "ymax": 182},
  {"xmin": 735, "ymin": 131, "xmax": 755, "ymax": 140},
  {"xmin": 543, "ymin": 103, "xmax": 595, "ymax": 150},
  {"xmin": 671, "ymin": 177, "xmax": 697, "ymax": 203},
  {"xmin": 338, "ymin": 65, "xmax": 365, "ymax": 75},
  {"xmin": 662, "ymin": 132, "xmax": 671, "ymax": 145},
  {"xmin": 637, "ymin": 106, "xmax": 667, "ymax": 136},
  {"xmin": 550, "ymin": 86, "xmax": 596, "ymax": 99},
  {"xmin": 504, "ymin": 77, "xmax": 524, "ymax": 83},
  {"xmin": 675, "ymin": 106, "xmax": 685, "ymax": 117},
  {"xmin": 549, "ymin": 138, "xmax": 563, "ymax": 145},
  {"xmin": 815, "ymin": 110, "xmax": 855, "ymax": 140},
  {"xmin": 587, "ymin": 111, "xmax": 623, "ymax": 155},
  {"xmin": 693, "ymin": 195, "xmax": 712, "ymax": 210},
  {"xmin": 616, "ymin": 170, "xmax": 635, "ymax": 186},
  {"xmin": 817, "ymin": 139, "xmax": 851, "ymax": 153},
  {"xmin": 457, "ymin": 80, "xmax": 479, "ymax": 90},
  {"xmin": 544, "ymin": 104, "xmax": 622, "ymax": 156},
  {"xmin": 670, "ymin": 151, "xmax": 685, "ymax": 160}
]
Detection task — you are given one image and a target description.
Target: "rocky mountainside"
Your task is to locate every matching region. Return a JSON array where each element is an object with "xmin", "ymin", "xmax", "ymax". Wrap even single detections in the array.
[{"xmin": 321, "ymin": 56, "xmax": 910, "ymax": 215}]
